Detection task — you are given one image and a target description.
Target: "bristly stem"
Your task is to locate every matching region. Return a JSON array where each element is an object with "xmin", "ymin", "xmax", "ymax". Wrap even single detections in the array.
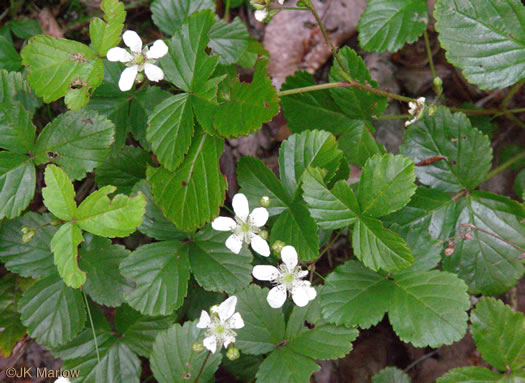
[
  {"xmin": 193, "ymin": 351, "xmax": 212, "ymax": 383},
  {"xmin": 83, "ymin": 290, "xmax": 101, "ymax": 363},
  {"xmin": 423, "ymin": 30, "xmax": 437, "ymax": 81},
  {"xmin": 224, "ymin": 0, "xmax": 231, "ymax": 22}
]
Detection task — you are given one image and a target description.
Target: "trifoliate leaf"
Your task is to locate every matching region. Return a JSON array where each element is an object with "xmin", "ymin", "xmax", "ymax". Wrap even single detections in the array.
[
  {"xmin": 150, "ymin": 321, "xmax": 222, "ymax": 383},
  {"xmin": 189, "ymin": 227, "xmax": 253, "ymax": 293},
  {"xmin": 302, "ymin": 168, "xmax": 360, "ymax": 230},
  {"xmin": 443, "ymin": 191, "xmax": 525, "ymax": 295},
  {"xmin": 434, "ymin": 0, "xmax": 525, "ymax": 90},
  {"xmin": 235, "ymin": 285, "xmax": 286, "ymax": 355},
  {"xmin": 151, "ymin": 0, "xmax": 215, "ymax": 35},
  {"xmin": 33, "ymin": 110, "xmax": 115, "ymax": 181},
  {"xmin": 357, "ymin": 153, "xmax": 416, "ymax": 218},
  {"xmin": 329, "ymin": 47, "xmax": 388, "ymax": 121},
  {"xmin": 372, "ymin": 367, "xmax": 411, "ymax": 383},
  {"xmin": 255, "ymin": 347, "xmax": 320, "ymax": 383},
  {"xmin": 95, "ymin": 146, "xmax": 153, "ymax": 195},
  {"xmin": 78, "ymin": 235, "xmax": 132, "ymax": 307},
  {"xmin": 279, "ymin": 130, "xmax": 343, "ymax": 197},
  {"xmin": 353, "ymin": 216, "xmax": 413, "ymax": 273},
  {"xmin": 358, "ymin": 0, "xmax": 428, "ymax": 53},
  {"xmin": 120, "ymin": 241, "xmax": 190, "ymax": 316},
  {"xmin": 147, "ymin": 131, "xmax": 226, "ymax": 232},
  {"xmin": 89, "ymin": 0, "xmax": 126, "ymax": 57},
  {"xmin": 0, "ymin": 274, "xmax": 26, "ymax": 357},
  {"xmin": 389, "ymin": 270, "xmax": 470, "ymax": 348},
  {"xmin": 436, "ymin": 366, "xmax": 504, "ymax": 383},
  {"xmin": 0, "ymin": 152, "xmax": 35, "ymax": 219},
  {"xmin": 21, "ymin": 35, "xmax": 104, "ymax": 110},
  {"xmin": 0, "ymin": 102, "xmax": 36, "ymax": 153},
  {"xmin": 213, "ymin": 59, "xmax": 279, "ymax": 137},
  {"xmin": 0, "ymin": 212, "xmax": 56, "ymax": 278},
  {"xmin": 51, "ymin": 222, "xmax": 85, "ymax": 288},
  {"xmin": 338, "ymin": 120, "xmax": 386, "ymax": 166},
  {"xmin": 42, "ymin": 164, "xmax": 77, "ymax": 221},
  {"xmin": 146, "ymin": 93, "xmax": 194, "ymax": 171},
  {"xmin": 471, "ymin": 298, "xmax": 525, "ymax": 371},
  {"xmin": 321, "ymin": 260, "xmax": 392, "ymax": 328},
  {"xmin": 400, "ymin": 107, "xmax": 492, "ymax": 192},
  {"xmin": 280, "ymin": 71, "xmax": 358, "ymax": 135},
  {"xmin": 18, "ymin": 273, "xmax": 86, "ymax": 347},
  {"xmin": 209, "ymin": 18, "xmax": 249, "ymax": 64},
  {"xmin": 75, "ymin": 186, "xmax": 146, "ymax": 238}
]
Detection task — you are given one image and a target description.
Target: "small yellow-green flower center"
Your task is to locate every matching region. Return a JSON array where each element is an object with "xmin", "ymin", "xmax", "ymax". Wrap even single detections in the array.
[
  {"xmin": 215, "ymin": 324, "xmax": 225, "ymax": 334},
  {"xmin": 283, "ymin": 273, "xmax": 295, "ymax": 284},
  {"xmin": 135, "ymin": 54, "xmax": 145, "ymax": 64},
  {"xmin": 241, "ymin": 223, "xmax": 250, "ymax": 233}
]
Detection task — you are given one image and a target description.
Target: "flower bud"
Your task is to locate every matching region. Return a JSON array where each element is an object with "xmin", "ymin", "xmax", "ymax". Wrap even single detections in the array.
[
  {"xmin": 427, "ymin": 104, "xmax": 438, "ymax": 116},
  {"xmin": 135, "ymin": 72, "xmax": 145, "ymax": 83},
  {"xmin": 250, "ymin": 0, "xmax": 270, "ymax": 9},
  {"xmin": 272, "ymin": 240, "xmax": 285, "ymax": 255},
  {"xmin": 433, "ymin": 76, "xmax": 443, "ymax": 89},
  {"xmin": 192, "ymin": 342, "xmax": 204, "ymax": 353},
  {"xmin": 50, "ymin": 218, "xmax": 61, "ymax": 226},
  {"xmin": 21, "ymin": 226, "xmax": 31, "ymax": 235},
  {"xmin": 259, "ymin": 230, "xmax": 268, "ymax": 240},
  {"xmin": 22, "ymin": 230, "xmax": 35, "ymax": 244},
  {"xmin": 259, "ymin": 196, "xmax": 270, "ymax": 208},
  {"xmin": 226, "ymin": 347, "xmax": 240, "ymax": 361}
]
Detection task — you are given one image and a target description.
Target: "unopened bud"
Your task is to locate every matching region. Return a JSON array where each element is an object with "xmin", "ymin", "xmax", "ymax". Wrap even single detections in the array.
[
  {"xmin": 272, "ymin": 240, "xmax": 285, "ymax": 255},
  {"xmin": 433, "ymin": 76, "xmax": 443, "ymax": 89},
  {"xmin": 226, "ymin": 347, "xmax": 240, "ymax": 361},
  {"xmin": 192, "ymin": 342, "xmax": 204, "ymax": 353},
  {"xmin": 462, "ymin": 232, "xmax": 474, "ymax": 241},
  {"xmin": 444, "ymin": 240, "xmax": 456, "ymax": 256},
  {"xmin": 259, "ymin": 230, "xmax": 268, "ymax": 240},
  {"xmin": 260, "ymin": 196, "xmax": 270, "ymax": 208},
  {"xmin": 21, "ymin": 226, "xmax": 31, "ymax": 235},
  {"xmin": 250, "ymin": 0, "xmax": 270, "ymax": 9},
  {"xmin": 22, "ymin": 230, "xmax": 35, "ymax": 244},
  {"xmin": 50, "ymin": 218, "xmax": 61, "ymax": 226},
  {"xmin": 427, "ymin": 104, "xmax": 438, "ymax": 116},
  {"xmin": 136, "ymin": 72, "xmax": 145, "ymax": 83}
]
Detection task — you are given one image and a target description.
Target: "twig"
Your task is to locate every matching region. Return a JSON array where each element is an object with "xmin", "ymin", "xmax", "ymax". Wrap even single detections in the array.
[
  {"xmin": 459, "ymin": 224, "xmax": 525, "ymax": 254},
  {"xmin": 404, "ymin": 349, "xmax": 439, "ymax": 372},
  {"xmin": 500, "ymin": 79, "xmax": 524, "ymax": 109},
  {"xmin": 193, "ymin": 351, "xmax": 212, "ymax": 383}
]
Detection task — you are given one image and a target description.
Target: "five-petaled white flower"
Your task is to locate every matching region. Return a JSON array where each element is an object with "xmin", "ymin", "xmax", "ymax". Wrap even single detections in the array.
[
  {"xmin": 252, "ymin": 245, "xmax": 317, "ymax": 308},
  {"xmin": 196, "ymin": 296, "xmax": 244, "ymax": 353},
  {"xmin": 405, "ymin": 97, "xmax": 426, "ymax": 127},
  {"xmin": 106, "ymin": 30, "xmax": 168, "ymax": 92},
  {"xmin": 212, "ymin": 193, "xmax": 270, "ymax": 257}
]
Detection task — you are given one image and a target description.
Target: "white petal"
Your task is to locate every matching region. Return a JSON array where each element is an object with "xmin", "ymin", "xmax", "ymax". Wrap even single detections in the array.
[
  {"xmin": 196, "ymin": 310, "xmax": 211, "ymax": 328},
  {"xmin": 232, "ymin": 193, "xmax": 250, "ymax": 221},
  {"xmin": 417, "ymin": 97, "xmax": 426, "ymax": 104},
  {"xmin": 123, "ymin": 30, "xmax": 142, "ymax": 53},
  {"xmin": 225, "ymin": 233, "xmax": 243, "ymax": 254},
  {"xmin": 297, "ymin": 269, "xmax": 308, "ymax": 279},
  {"xmin": 249, "ymin": 207, "xmax": 269, "ymax": 227},
  {"xmin": 291, "ymin": 283, "xmax": 311, "ymax": 307},
  {"xmin": 106, "ymin": 47, "xmax": 132, "ymax": 63},
  {"xmin": 267, "ymin": 285, "xmax": 287, "ymax": 308},
  {"xmin": 252, "ymin": 265, "xmax": 280, "ymax": 281},
  {"xmin": 281, "ymin": 246, "xmax": 298, "ymax": 270},
  {"xmin": 223, "ymin": 334, "xmax": 235, "ymax": 348},
  {"xmin": 146, "ymin": 39, "xmax": 169, "ymax": 59},
  {"xmin": 218, "ymin": 296, "xmax": 237, "ymax": 322},
  {"xmin": 279, "ymin": 0, "xmax": 285, "ymax": 3},
  {"xmin": 211, "ymin": 217, "xmax": 237, "ymax": 231},
  {"xmin": 55, "ymin": 378, "xmax": 71, "ymax": 383},
  {"xmin": 118, "ymin": 66, "xmax": 138, "ymax": 91},
  {"xmin": 249, "ymin": 234, "xmax": 270, "ymax": 257},
  {"xmin": 144, "ymin": 63, "xmax": 164, "ymax": 82},
  {"xmin": 203, "ymin": 336, "xmax": 217, "ymax": 354},
  {"xmin": 307, "ymin": 286, "xmax": 317, "ymax": 300},
  {"xmin": 226, "ymin": 312, "xmax": 244, "ymax": 329},
  {"xmin": 255, "ymin": 9, "xmax": 267, "ymax": 22}
]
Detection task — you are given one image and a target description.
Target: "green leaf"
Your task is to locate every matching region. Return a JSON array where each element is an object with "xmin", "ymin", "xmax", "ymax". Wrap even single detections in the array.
[
  {"xmin": 209, "ymin": 18, "xmax": 249, "ymax": 64},
  {"xmin": 358, "ymin": 0, "xmax": 428, "ymax": 53},
  {"xmin": 0, "ymin": 212, "xmax": 57, "ymax": 278},
  {"xmin": 443, "ymin": 191, "xmax": 525, "ymax": 295},
  {"xmin": 338, "ymin": 120, "xmax": 386, "ymax": 166},
  {"xmin": 400, "ymin": 108, "xmax": 493, "ymax": 192},
  {"xmin": 120, "ymin": 241, "xmax": 190, "ymax": 316},
  {"xmin": 159, "ymin": 10, "xmax": 218, "ymax": 93},
  {"xmin": 7, "ymin": 18, "xmax": 42, "ymax": 40},
  {"xmin": 329, "ymin": 47, "xmax": 387, "ymax": 120},
  {"xmin": 89, "ymin": 0, "xmax": 126, "ymax": 56},
  {"xmin": 34, "ymin": 110, "xmax": 115, "ymax": 181},
  {"xmin": 189, "ymin": 227, "xmax": 253, "ymax": 293},
  {"xmin": 0, "ymin": 36, "xmax": 21, "ymax": 71},
  {"xmin": 95, "ymin": 146, "xmax": 153, "ymax": 195},
  {"xmin": 353, "ymin": 216, "xmax": 413, "ymax": 272},
  {"xmin": 389, "ymin": 270, "xmax": 470, "ymax": 348},
  {"xmin": 255, "ymin": 347, "xmax": 320, "ymax": 383},
  {"xmin": 279, "ymin": 130, "xmax": 342, "ymax": 197},
  {"xmin": 151, "ymin": 0, "xmax": 215, "ymax": 35},
  {"xmin": 434, "ymin": 0, "xmax": 525, "ymax": 90},
  {"xmin": 357, "ymin": 153, "xmax": 416, "ymax": 218},
  {"xmin": 515, "ymin": 169, "xmax": 525, "ymax": 200},
  {"xmin": 391, "ymin": 224, "xmax": 442, "ymax": 273},
  {"xmin": 436, "ymin": 367, "xmax": 504, "ymax": 383},
  {"xmin": 0, "ymin": 152, "xmax": 35, "ymax": 219},
  {"xmin": 0, "ymin": 102, "xmax": 36, "ymax": 153},
  {"xmin": 0, "ymin": 69, "xmax": 41, "ymax": 113},
  {"xmin": 471, "ymin": 298, "xmax": 525, "ymax": 371},
  {"xmin": 75, "ymin": 186, "xmax": 146, "ymax": 238},
  {"xmin": 0, "ymin": 275, "xmax": 26, "ymax": 357},
  {"xmin": 51, "ymin": 222, "xmax": 85, "ymax": 288},
  {"xmin": 373, "ymin": 367, "xmax": 411, "ymax": 383},
  {"xmin": 147, "ymin": 131, "xmax": 226, "ymax": 232},
  {"xmin": 150, "ymin": 321, "xmax": 222, "ymax": 383},
  {"xmin": 213, "ymin": 59, "xmax": 279, "ymax": 137},
  {"xmin": 302, "ymin": 168, "xmax": 360, "ymax": 230},
  {"xmin": 42, "ymin": 164, "xmax": 77, "ymax": 221},
  {"xmin": 146, "ymin": 93, "xmax": 194, "ymax": 171},
  {"xmin": 235, "ymin": 285, "xmax": 286, "ymax": 355},
  {"xmin": 21, "ymin": 35, "xmax": 104, "ymax": 110},
  {"xmin": 321, "ymin": 260, "xmax": 392, "ymax": 328},
  {"xmin": 18, "ymin": 273, "xmax": 86, "ymax": 347},
  {"xmin": 270, "ymin": 201, "xmax": 320, "ymax": 262},
  {"xmin": 78, "ymin": 234, "xmax": 132, "ymax": 306}
]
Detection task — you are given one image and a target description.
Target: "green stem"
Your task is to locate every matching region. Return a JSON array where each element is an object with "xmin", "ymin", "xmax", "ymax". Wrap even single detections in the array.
[
  {"xmin": 500, "ymin": 79, "xmax": 524, "ymax": 109},
  {"xmin": 423, "ymin": 30, "xmax": 436, "ymax": 81},
  {"xmin": 276, "ymin": 81, "xmax": 351, "ymax": 97},
  {"xmin": 224, "ymin": 0, "xmax": 230, "ymax": 22},
  {"xmin": 480, "ymin": 151, "xmax": 525, "ymax": 186},
  {"xmin": 83, "ymin": 290, "xmax": 101, "ymax": 363},
  {"xmin": 271, "ymin": 6, "xmax": 310, "ymax": 10},
  {"xmin": 193, "ymin": 351, "xmax": 211, "ymax": 383},
  {"xmin": 373, "ymin": 114, "xmax": 411, "ymax": 121}
]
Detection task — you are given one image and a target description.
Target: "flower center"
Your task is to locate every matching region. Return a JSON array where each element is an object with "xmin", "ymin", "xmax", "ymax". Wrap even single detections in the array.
[
  {"xmin": 134, "ymin": 53, "xmax": 145, "ymax": 65},
  {"xmin": 282, "ymin": 272, "xmax": 295, "ymax": 285},
  {"xmin": 215, "ymin": 324, "xmax": 225, "ymax": 335},
  {"xmin": 241, "ymin": 223, "xmax": 250, "ymax": 233}
]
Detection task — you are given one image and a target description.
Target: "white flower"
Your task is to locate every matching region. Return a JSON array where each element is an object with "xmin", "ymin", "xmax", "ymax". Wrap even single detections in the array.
[
  {"xmin": 405, "ymin": 97, "xmax": 426, "ymax": 127},
  {"xmin": 196, "ymin": 296, "xmax": 244, "ymax": 353},
  {"xmin": 278, "ymin": 0, "xmax": 285, "ymax": 3},
  {"xmin": 255, "ymin": 9, "xmax": 268, "ymax": 22},
  {"xmin": 212, "ymin": 193, "xmax": 270, "ymax": 257},
  {"xmin": 106, "ymin": 30, "xmax": 168, "ymax": 91},
  {"xmin": 54, "ymin": 378, "xmax": 71, "ymax": 383},
  {"xmin": 252, "ymin": 245, "xmax": 317, "ymax": 308}
]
